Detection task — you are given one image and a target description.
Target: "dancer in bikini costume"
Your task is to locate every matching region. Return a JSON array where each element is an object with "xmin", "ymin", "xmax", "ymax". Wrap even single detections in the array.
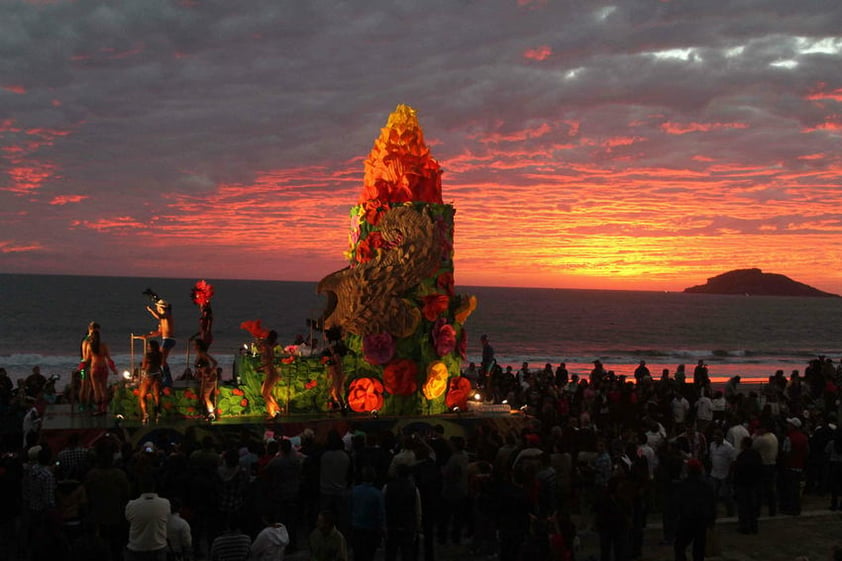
[
  {"xmin": 193, "ymin": 338, "xmax": 219, "ymax": 421},
  {"xmin": 77, "ymin": 321, "xmax": 98, "ymax": 412},
  {"xmin": 191, "ymin": 280, "xmax": 215, "ymax": 348},
  {"xmin": 86, "ymin": 327, "xmax": 118, "ymax": 415},
  {"xmin": 138, "ymin": 339, "xmax": 163, "ymax": 424},
  {"xmin": 144, "ymin": 293, "xmax": 176, "ymax": 386}
]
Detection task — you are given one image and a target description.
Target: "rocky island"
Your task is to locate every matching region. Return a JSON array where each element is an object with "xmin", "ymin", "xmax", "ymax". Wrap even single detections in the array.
[{"xmin": 683, "ymin": 268, "xmax": 840, "ymax": 297}]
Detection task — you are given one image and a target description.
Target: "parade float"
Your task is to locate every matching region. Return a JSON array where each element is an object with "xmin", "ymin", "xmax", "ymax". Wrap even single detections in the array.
[{"xmin": 109, "ymin": 104, "xmax": 479, "ymax": 421}]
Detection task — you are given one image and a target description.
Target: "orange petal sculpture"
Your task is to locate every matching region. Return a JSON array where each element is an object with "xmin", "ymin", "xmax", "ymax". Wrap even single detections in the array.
[
  {"xmin": 360, "ymin": 104, "xmax": 444, "ymax": 205},
  {"xmin": 347, "ymin": 377, "xmax": 385, "ymax": 413},
  {"xmin": 423, "ymin": 362, "xmax": 449, "ymax": 401},
  {"xmin": 445, "ymin": 376, "xmax": 473, "ymax": 410}
]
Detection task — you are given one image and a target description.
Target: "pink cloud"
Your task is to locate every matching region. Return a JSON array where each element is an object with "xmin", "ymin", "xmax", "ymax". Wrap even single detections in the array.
[
  {"xmin": 50, "ymin": 194, "xmax": 89, "ymax": 205},
  {"xmin": 660, "ymin": 121, "xmax": 749, "ymax": 135},
  {"xmin": 0, "ymin": 240, "xmax": 44, "ymax": 254},
  {"xmin": 523, "ymin": 46, "xmax": 552, "ymax": 61},
  {"xmin": 1, "ymin": 85, "xmax": 26, "ymax": 94}
]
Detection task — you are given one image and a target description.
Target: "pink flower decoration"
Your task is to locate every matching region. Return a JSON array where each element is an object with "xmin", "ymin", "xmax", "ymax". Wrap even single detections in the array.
[
  {"xmin": 432, "ymin": 318, "xmax": 456, "ymax": 357},
  {"xmin": 363, "ymin": 332, "xmax": 395, "ymax": 365}
]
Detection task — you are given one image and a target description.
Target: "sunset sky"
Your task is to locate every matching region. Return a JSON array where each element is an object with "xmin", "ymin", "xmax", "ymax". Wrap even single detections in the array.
[{"xmin": 2, "ymin": 1, "xmax": 841, "ymax": 294}]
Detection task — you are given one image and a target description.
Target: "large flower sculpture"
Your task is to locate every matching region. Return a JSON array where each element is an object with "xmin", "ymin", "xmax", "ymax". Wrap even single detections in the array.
[
  {"xmin": 445, "ymin": 376, "xmax": 473, "ymax": 410},
  {"xmin": 363, "ymin": 332, "xmax": 396, "ymax": 365},
  {"xmin": 347, "ymin": 377, "xmax": 385, "ymax": 413},
  {"xmin": 383, "ymin": 359, "xmax": 418, "ymax": 395},
  {"xmin": 432, "ymin": 318, "xmax": 456, "ymax": 357},
  {"xmin": 423, "ymin": 362, "xmax": 449, "ymax": 401}
]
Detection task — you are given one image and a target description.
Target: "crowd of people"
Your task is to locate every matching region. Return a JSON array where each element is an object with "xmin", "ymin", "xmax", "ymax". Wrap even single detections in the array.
[{"xmin": 2, "ymin": 352, "xmax": 842, "ymax": 560}]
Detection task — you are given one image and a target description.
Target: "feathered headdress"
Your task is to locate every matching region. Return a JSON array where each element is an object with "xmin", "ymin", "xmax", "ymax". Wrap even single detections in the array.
[
  {"xmin": 191, "ymin": 280, "xmax": 215, "ymax": 307},
  {"xmin": 240, "ymin": 319, "xmax": 269, "ymax": 339}
]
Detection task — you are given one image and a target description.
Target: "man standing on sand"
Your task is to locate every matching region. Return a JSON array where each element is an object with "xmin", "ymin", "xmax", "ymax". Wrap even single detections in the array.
[{"xmin": 145, "ymin": 298, "xmax": 175, "ymax": 387}]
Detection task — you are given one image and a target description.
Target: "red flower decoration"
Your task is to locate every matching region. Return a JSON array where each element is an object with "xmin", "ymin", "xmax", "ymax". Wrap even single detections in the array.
[
  {"xmin": 383, "ymin": 359, "xmax": 418, "ymax": 395},
  {"xmin": 445, "ymin": 376, "xmax": 473, "ymax": 410},
  {"xmin": 363, "ymin": 332, "xmax": 395, "ymax": 365},
  {"xmin": 163, "ymin": 402, "xmax": 173, "ymax": 410},
  {"xmin": 232, "ymin": 388, "xmax": 244, "ymax": 396},
  {"xmin": 437, "ymin": 272, "xmax": 454, "ymax": 297},
  {"xmin": 241, "ymin": 319, "xmax": 269, "ymax": 339},
  {"xmin": 347, "ymin": 377, "xmax": 385, "ymax": 413},
  {"xmin": 132, "ymin": 389, "xmax": 140, "ymax": 396},
  {"xmin": 305, "ymin": 380, "xmax": 318, "ymax": 390},
  {"xmin": 240, "ymin": 398, "xmax": 249, "ymax": 408},
  {"xmin": 422, "ymin": 294, "xmax": 450, "ymax": 321},
  {"xmin": 281, "ymin": 356, "xmax": 295, "ymax": 365},
  {"xmin": 362, "ymin": 199, "xmax": 386, "ymax": 225},
  {"xmin": 162, "ymin": 387, "xmax": 172, "ymax": 396},
  {"xmin": 184, "ymin": 390, "xmax": 197, "ymax": 400},
  {"xmin": 432, "ymin": 318, "xmax": 457, "ymax": 357},
  {"xmin": 186, "ymin": 407, "xmax": 196, "ymax": 414},
  {"xmin": 356, "ymin": 231, "xmax": 384, "ymax": 264},
  {"xmin": 191, "ymin": 280, "xmax": 215, "ymax": 307}
]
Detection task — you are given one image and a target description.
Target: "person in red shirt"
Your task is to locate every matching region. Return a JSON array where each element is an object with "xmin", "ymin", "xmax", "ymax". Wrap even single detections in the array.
[{"xmin": 780, "ymin": 416, "xmax": 809, "ymax": 515}]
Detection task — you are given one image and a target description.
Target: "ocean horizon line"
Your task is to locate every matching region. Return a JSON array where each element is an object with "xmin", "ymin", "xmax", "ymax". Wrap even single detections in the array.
[{"xmin": 0, "ymin": 270, "xmax": 813, "ymax": 297}]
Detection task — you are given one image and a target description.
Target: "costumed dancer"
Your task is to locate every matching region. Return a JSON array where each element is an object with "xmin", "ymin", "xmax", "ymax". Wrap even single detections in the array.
[
  {"xmin": 138, "ymin": 339, "xmax": 163, "ymax": 424},
  {"xmin": 144, "ymin": 289, "xmax": 176, "ymax": 387},
  {"xmin": 260, "ymin": 330, "xmax": 282, "ymax": 420},
  {"xmin": 193, "ymin": 338, "xmax": 219, "ymax": 421},
  {"xmin": 322, "ymin": 327, "xmax": 348, "ymax": 412},
  {"xmin": 191, "ymin": 280, "xmax": 215, "ymax": 348},
  {"xmin": 77, "ymin": 321, "xmax": 99, "ymax": 412},
  {"xmin": 85, "ymin": 327, "xmax": 118, "ymax": 415}
]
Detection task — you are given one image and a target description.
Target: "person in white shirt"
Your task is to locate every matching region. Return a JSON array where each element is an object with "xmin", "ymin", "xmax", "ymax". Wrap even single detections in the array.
[
  {"xmin": 671, "ymin": 393, "xmax": 690, "ymax": 433},
  {"xmin": 694, "ymin": 391, "xmax": 714, "ymax": 432},
  {"xmin": 125, "ymin": 478, "xmax": 170, "ymax": 561},
  {"xmin": 251, "ymin": 514, "xmax": 290, "ymax": 561},
  {"xmin": 725, "ymin": 417, "xmax": 750, "ymax": 449},
  {"xmin": 708, "ymin": 429, "xmax": 736, "ymax": 516}
]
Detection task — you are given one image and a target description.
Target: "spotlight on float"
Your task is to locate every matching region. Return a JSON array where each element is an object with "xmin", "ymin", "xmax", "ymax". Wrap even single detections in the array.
[
  {"xmin": 473, "ymin": 392, "xmax": 482, "ymax": 401},
  {"xmin": 122, "ymin": 370, "xmax": 132, "ymax": 381},
  {"xmin": 370, "ymin": 409, "xmax": 379, "ymax": 419},
  {"xmin": 502, "ymin": 400, "xmax": 508, "ymax": 405},
  {"xmin": 520, "ymin": 405, "xmax": 528, "ymax": 412}
]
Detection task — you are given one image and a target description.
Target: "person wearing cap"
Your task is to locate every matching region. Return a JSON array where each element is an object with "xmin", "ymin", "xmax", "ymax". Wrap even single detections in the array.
[
  {"xmin": 780, "ymin": 416, "xmax": 809, "ymax": 515},
  {"xmin": 674, "ymin": 458, "xmax": 716, "ymax": 561},
  {"xmin": 145, "ymin": 297, "xmax": 176, "ymax": 386}
]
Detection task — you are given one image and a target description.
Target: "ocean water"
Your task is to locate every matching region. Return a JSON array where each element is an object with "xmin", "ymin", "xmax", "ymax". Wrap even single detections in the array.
[{"xmin": 1, "ymin": 273, "xmax": 841, "ymax": 387}]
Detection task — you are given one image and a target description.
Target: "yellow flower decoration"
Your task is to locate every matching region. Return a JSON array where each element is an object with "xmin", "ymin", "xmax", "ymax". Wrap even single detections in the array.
[
  {"xmin": 423, "ymin": 361, "xmax": 449, "ymax": 400},
  {"xmin": 454, "ymin": 294, "xmax": 477, "ymax": 324}
]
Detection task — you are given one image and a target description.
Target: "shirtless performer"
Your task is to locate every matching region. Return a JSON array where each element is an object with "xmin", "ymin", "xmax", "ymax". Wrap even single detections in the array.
[
  {"xmin": 85, "ymin": 328, "xmax": 118, "ymax": 415},
  {"xmin": 145, "ymin": 298, "xmax": 175, "ymax": 386},
  {"xmin": 260, "ymin": 330, "xmax": 282, "ymax": 420}
]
